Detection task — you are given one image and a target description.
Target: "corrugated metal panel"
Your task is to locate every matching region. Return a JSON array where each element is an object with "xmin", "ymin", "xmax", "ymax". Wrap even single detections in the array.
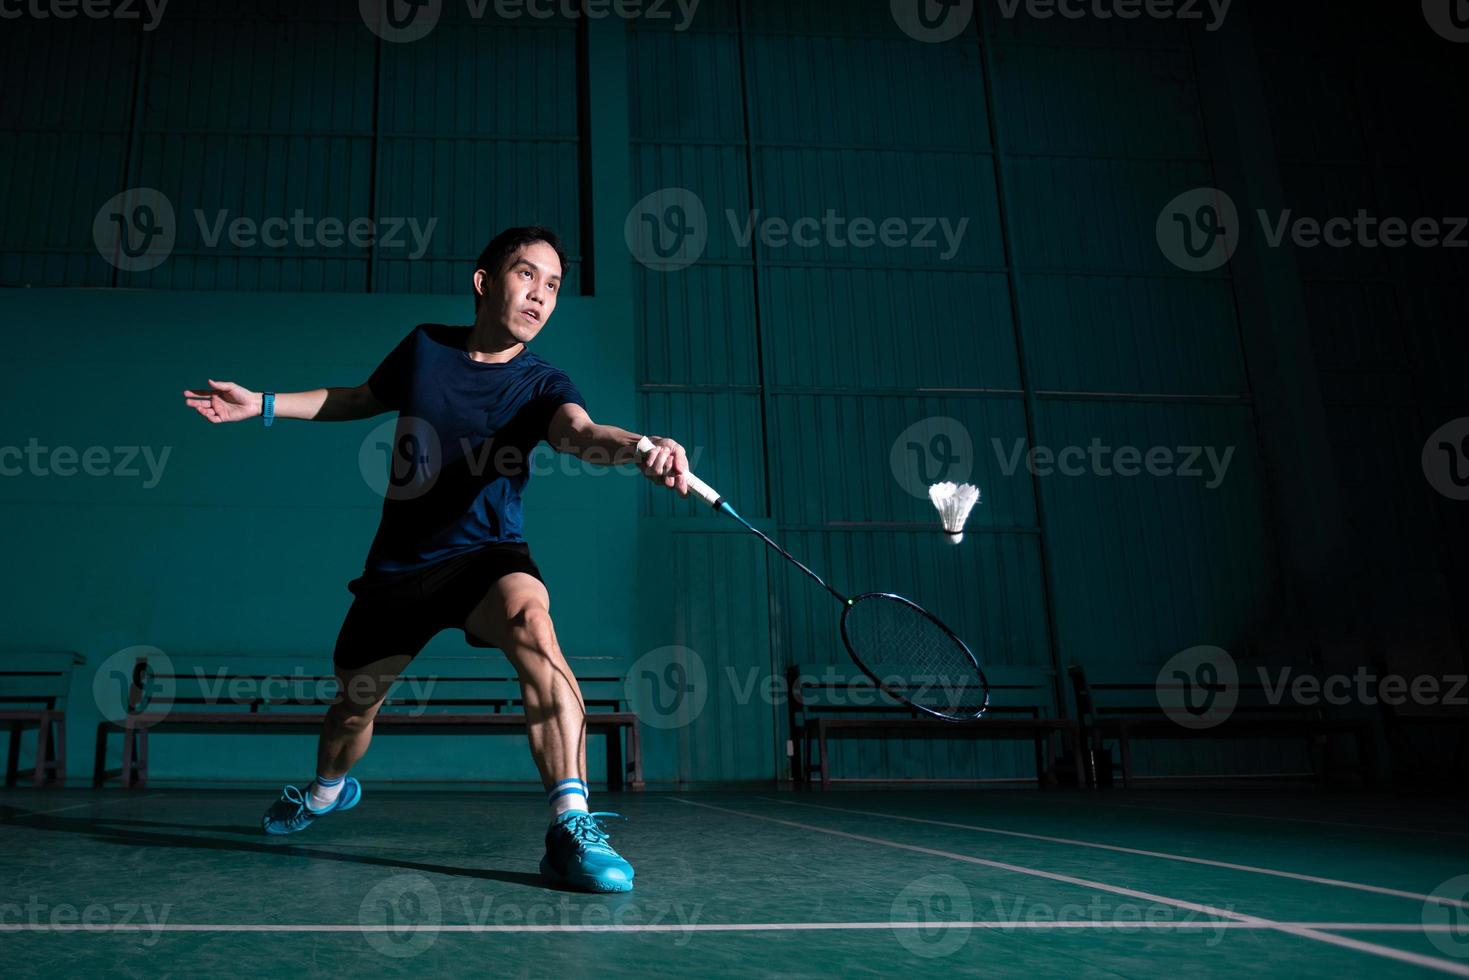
[
  {"xmin": 1036, "ymin": 400, "xmax": 1275, "ymax": 667},
  {"xmin": 770, "ymin": 529, "xmax": 1051, "ymax": 673},
  {"xmin": 0, "ymin": 16, "xmax": 136, "ymax": 287},
  {"xmin": 760, "ymin": 268, "xmax": 1019, "ymax": 390},
  {"xmin": 634, "ymin": 526, "xmax": 777, "ymax": 785},
  {"xmin": 992, "ymin": 42, "xmax": 1206, "ymax": 158},
  {"xmin": 1020, "ymin": 275, "xmax": 1248, "ymax": 395},
  {"xmin": 637, "ymin": 391, "xmax": 765, "ymax": 519},
  {"xmin": 766, "ymin": 394, "xmax": 1035, "ymax": 528},
  {"xmin": 746, "ymin": 32, "xmax": 990, "ymax": 151},
  {"xmin": 1, "ymin": 4, "xmax": 581, "ymax": 293}
]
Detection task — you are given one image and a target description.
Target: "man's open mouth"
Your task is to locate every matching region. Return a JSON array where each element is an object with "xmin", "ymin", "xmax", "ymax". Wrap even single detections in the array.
[{"xmin": 520, "ymin": 309, "xmax": 541, "ymax": 323}]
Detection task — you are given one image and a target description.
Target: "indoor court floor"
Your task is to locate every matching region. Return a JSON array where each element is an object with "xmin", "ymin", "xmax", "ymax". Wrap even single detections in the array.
[{"xmin": 2, "ymin": 788, "xmax": 1467, "ymax": 977}]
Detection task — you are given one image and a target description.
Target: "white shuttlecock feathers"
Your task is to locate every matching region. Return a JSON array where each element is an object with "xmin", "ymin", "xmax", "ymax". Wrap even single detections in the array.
[{"xmin": 928, "ymin": 482, "xmax": 981, "ymax": 544}]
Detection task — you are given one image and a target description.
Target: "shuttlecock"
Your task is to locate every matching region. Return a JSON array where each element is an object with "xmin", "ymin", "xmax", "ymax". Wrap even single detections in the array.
[{"xmin": 928, "ymin": 482, "xmax": 981, "ymax": 544}]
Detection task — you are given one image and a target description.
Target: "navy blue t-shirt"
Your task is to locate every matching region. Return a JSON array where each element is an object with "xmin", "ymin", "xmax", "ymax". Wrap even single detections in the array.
[{"xmin": 361, "ymin": 324, "xmax": 585, "ymax": 574}]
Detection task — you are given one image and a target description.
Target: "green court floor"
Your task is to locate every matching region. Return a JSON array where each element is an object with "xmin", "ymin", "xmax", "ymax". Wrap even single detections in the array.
[{"xmin": 2, "ymin": 788, "xmax": 1467, "ymax": 977}]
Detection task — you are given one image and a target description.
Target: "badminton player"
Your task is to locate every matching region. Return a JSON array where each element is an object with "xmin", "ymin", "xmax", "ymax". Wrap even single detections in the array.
[{"xmin": 182, "ymin": 226, "xmax": 690, "ymax": 893}]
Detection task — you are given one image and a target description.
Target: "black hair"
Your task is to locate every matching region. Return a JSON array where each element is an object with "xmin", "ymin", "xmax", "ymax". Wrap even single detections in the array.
[{"xmin": 473, "ymin": 226, "xmax": 568, "ymax": 310}]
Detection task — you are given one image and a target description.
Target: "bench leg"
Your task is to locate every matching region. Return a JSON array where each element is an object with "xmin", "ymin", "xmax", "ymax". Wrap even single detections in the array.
[
  {"xmin": 5, "ymin": 726, "xmax": 19, "ymax": 788},
  {"xmin": 32, "ymin": 713, "xmax": 50, "ymax": 788},
  {"xmin": 818, "ymin": 725, "xmax": 831, "ymax": 791},
  {"xmin": 629, "ymin": 724, "xmax": 645, "ymax": 791},
  {"xmin": 136, "ymin": 728, "xmax": 149, "ymax": 788},
  {"xmin": 93, "ymin": 725, "xmax": 109, "ymax": 787},
  {"xmin": 119, "ymin": 724, "xmax": 135, "ymax": 788},
  {"xmin": 606, "ymin": 729, "xmax": 624, "ymax": 793},
  {"xmin": 52, "ymin": 716, "xmax": 67, "ymax": 787}
]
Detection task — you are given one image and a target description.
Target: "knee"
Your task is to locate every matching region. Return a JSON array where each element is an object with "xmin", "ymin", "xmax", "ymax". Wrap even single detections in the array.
[
  {"xmin": 509, "ymin": 603, "xmax": 557, "ymax": 657},
  {"xmin": 327, "ymin": 700, "xmax": 380, "ymax": 732}
]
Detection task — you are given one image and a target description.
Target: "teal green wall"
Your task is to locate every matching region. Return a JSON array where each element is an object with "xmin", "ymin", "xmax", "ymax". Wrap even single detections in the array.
[{"xmin": 3, "ymin": 1, "xmax": 1462, "ymax": 789}]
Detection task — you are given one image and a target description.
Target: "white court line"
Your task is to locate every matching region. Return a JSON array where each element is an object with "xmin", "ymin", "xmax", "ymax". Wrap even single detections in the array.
[
  {"xmin": 0, "ymin": 921, "xmax": 1466, "ymax": 935},
  {"xmin": 1021, "ymin": 795, "xmax": 1469, "ymax": 840},
  {"xmin": 674, "ymin": 798, "xmax": 1469, "ymax": 977},
  {"xmin": 5, "ymin": 794, "xmax": 168, "ymax": 818},
  {"xmin": 762, "ymin": 797, "xmax": 1469, "ymax": 911}
]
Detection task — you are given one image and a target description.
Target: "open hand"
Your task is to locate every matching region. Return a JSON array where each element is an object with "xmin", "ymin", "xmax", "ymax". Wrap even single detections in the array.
[{"xmin": 183, "ymin": 379, "xmax": 261, "ymax": 424}]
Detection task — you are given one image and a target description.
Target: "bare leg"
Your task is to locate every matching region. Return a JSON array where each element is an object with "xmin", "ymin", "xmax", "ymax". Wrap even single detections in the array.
[
  {"xmin": 316, "ymin": 654, "xmax": 413, "ymax": 779},
  {"xmin": 463, "ymin": 573, "xmax": 587, "ymax": 789}
]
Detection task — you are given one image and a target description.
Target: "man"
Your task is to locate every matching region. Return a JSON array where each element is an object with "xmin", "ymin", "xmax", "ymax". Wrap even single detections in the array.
[{"xmin": 182, "ymin": 226, "xmax": 690, "ymax": 894}]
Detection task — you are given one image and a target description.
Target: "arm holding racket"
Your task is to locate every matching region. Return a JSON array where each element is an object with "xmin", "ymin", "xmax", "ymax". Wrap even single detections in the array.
[{"xmin": 548, "ymin": 404, "xmax": 692, "ymax": 495}]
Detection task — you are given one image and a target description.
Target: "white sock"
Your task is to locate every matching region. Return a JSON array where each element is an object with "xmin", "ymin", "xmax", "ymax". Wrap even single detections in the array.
[
  {"xmin": 308, "ymin": 772, "xmax": 346, "ymax": 811},
  {"xmin": 548, "ymin": 777, "xmax": 589, "ymax": 823}
]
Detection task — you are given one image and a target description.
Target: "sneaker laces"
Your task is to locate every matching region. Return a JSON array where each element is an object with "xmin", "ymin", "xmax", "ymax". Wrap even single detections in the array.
[
  {"xmin": 563, "ymin": 811, "xmax": 626, "ymax": 853},
  {"xmin": 274, "ymin": 785, "xmax": 309, "ymax": 820}
]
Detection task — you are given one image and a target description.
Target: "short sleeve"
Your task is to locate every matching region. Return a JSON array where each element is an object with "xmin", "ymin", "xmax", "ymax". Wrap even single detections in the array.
[
  {"xmin": 531, "ymin": 369, "xmax": 587, "ymax": 443},
  {"xmin": 366, "ymin": 327, "xmax": 419, "ymax": 411}
]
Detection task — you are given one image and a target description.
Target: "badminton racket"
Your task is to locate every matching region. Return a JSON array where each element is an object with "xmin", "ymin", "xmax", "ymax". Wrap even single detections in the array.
[{"xmin": 637, "ymin": 437, "xmax": 990, "ymax": 721}]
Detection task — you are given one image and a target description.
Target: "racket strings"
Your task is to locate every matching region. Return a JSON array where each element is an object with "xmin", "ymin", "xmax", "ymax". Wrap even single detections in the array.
[{"xmin": 842, "ymin": 595, "xmax": 988, "ymax": 718}]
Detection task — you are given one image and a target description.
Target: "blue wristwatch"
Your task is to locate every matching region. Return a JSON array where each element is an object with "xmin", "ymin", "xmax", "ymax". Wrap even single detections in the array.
[{"xmin": 263, "ymin": 391, "xmax": 275, "ymax": 427}]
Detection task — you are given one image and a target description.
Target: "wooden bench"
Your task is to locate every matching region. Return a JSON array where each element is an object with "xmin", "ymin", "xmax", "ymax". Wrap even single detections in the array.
[
  {"xmin": 94, "ymin": 653, "xmax": 644, "ymax": 791},
  {"xmin": 787, "ymin": 662, "xmax": 1081, "ymax": 789},
  {"xmin": 0, "ymin": 649, "xmax": 83, "ymax": 787},
  {"xmin": 1068, "ymin": 663, "xmax": 1377, "ymax": 788}
]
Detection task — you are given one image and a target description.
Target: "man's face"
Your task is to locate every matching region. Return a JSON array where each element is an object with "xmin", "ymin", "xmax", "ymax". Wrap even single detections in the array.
[{"xmin": 475, "ymin": 240, "xmax": 562, "ymax": 343}]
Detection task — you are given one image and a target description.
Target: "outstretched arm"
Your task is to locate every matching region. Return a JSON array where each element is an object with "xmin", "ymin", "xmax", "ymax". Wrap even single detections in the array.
[
  {"xmin": 547, "ymin": 402, "xmax": 690, "ymax": 496},
  {"xmin": 183, "ymin": 379, "xmax": 390, "ymax": 423}
]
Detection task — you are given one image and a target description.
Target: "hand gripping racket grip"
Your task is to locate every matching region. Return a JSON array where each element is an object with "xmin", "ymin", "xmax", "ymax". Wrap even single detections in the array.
[{"xmin": 636, "ymin": 435, "xmax": 723, "ymax": 508}]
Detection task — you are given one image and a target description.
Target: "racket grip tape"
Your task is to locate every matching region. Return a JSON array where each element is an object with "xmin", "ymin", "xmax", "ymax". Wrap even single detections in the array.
[{"xmin": 636, "ymin": 435, "xmax": 722, "ymax": 508}]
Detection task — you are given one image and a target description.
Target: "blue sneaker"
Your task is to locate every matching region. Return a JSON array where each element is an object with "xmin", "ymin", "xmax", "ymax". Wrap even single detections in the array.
[
  {"xmin": 540, "ymin": 812, "xmax": 635, "ymax": 893},
  {"xmin": 261, "ymin": 778, "xmax": 362, "ymax": 835}
]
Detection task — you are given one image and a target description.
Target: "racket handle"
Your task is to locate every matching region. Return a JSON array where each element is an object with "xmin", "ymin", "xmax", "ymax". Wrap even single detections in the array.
[{"xmin": 636, "ymin": 435, "xmax": 723, "ymax": 508}]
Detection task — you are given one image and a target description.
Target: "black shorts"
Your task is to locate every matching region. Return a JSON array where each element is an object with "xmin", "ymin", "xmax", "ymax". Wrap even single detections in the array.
[{"xmin": 332, "ymin": 543, "xmax": 543, "ymax": 671}]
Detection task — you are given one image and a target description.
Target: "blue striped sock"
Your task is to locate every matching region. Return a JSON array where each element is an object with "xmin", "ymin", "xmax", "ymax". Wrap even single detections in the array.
[
  {"xmin": 548, "ymin": 777, "xmax": 589, "ymax": 822},
  {"xmin": 307, "ymin": 772, "xmax": 345, "ymax": 811}
]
